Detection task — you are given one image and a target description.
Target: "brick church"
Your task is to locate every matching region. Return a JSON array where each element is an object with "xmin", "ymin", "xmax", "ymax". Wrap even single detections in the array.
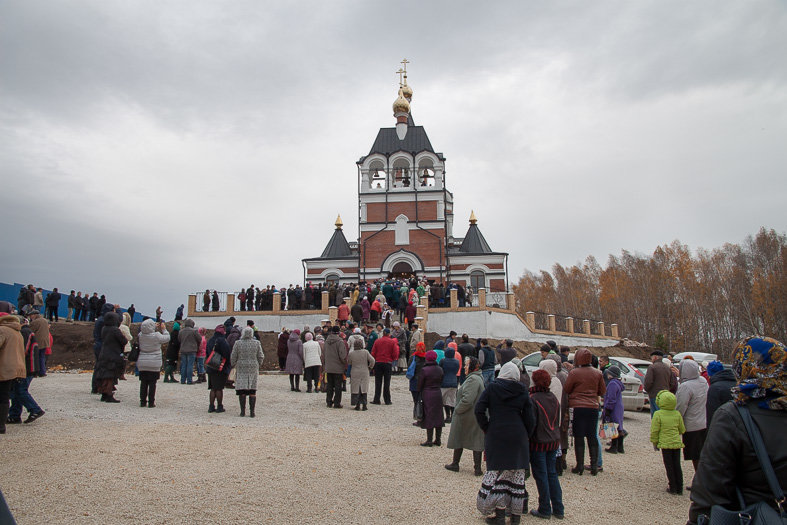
[{"xmin": 303, "ymin": 63, "xmax": 508, "ymax": 293}]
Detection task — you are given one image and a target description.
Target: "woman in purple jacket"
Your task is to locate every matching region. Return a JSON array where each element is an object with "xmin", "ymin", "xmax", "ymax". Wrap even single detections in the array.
[
  {"xmin": 418, "ymin": 350, "xmax": 445, "ymax": 446},
  {"xmin": 603, "ymin": 366, "xmax": 626, "ymax": 453}
]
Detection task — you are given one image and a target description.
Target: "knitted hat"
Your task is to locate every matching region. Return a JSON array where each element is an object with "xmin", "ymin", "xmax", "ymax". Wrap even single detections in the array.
[
  {"xmin": 706, "ymin": 360, "xmax": 724, "ymax": 377},
  {"xmin": 425, "ymin": 350, "xmax": 437, "ymax": 362},
  {"xmin": 532, "ymin": 369, "xmax": 551, "ymax": 389}
]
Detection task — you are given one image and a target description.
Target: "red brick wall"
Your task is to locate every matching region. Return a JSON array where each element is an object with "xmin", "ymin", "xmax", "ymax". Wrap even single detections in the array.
[
  {"xmin": 360, "ymin": 229, "xmax": 446, "ymax": 269},
  {"xmin": 365, "ymin": 200, "xmax": 438, "ymax": 222}
]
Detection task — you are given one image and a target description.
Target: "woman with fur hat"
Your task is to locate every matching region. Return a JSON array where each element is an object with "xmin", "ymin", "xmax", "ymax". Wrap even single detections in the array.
[{"xmin": 528, "ymin": 369, "xmax": 564, "ymax": 519}]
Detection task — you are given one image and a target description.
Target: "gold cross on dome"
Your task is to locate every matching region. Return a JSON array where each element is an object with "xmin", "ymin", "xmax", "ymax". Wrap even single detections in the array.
[
  {"xmin": 396, "ymin": 67, "xmax": 405, "ymax": 86},
  {"xmin": 400, "ymin": 58, "xmax": 409, "ymax": 74}
]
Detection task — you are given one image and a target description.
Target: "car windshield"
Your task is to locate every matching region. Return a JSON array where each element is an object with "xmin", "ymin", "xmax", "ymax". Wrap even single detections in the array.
[{"xmin": 523, "ymin": 353, "xmax": 541, "ymax": 367}]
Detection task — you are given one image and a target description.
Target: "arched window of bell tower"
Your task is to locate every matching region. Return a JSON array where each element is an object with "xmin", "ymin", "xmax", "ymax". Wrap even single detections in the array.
[
  {"xmin": 418, "ymin": 158, "xmax": 435, "ymax": 187},
  {"xmin": 368, "ymin": 159, "xmax": 386, "ymax": 190},
  {"xmin": 392, "ymin": 158, "xmax": 412, "ymax": 189}
]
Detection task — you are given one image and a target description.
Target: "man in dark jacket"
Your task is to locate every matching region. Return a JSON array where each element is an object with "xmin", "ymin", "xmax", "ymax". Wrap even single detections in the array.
[
  {"xmin": 457, "ymin": 334, "xmax": 476, "ymax": 384},
  {"xmin": 66, "ymin": 291, "xmax": 77, "ymax": 322},
  {"xmin": 44, "ymin": 288, "xmax": 61, "ymax": 322},
  {"xmin": 478, "ymin": 339, "xmax": 496, "ymax": 386},
  {"xmin": 371, "ymin": 328, "xmax": 400, "ymax": 405},
  {"xmin": 127, "ymin": 304, "xmax": 135, "ymax": 322},
  {"xmin": 324, "ymin": 326, "xmax": 348, "ymax": 408},
  {"xmin": 705, "ymin": 360, "xmax": 736, "ymax": 425},
  {"xmin": 498, "ymin": 339, "xmax": 517, "ymax": 366},
  {"xmin": 643, "ymin": 350, "xmax": 677, "ymax": 415},
  {"xmin": 88, "ymin": 293, "xmax": 99, "ymax": 322}
]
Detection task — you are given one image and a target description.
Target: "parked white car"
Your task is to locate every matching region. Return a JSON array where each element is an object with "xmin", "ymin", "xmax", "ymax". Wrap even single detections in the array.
[{"xmin": 672, "ymin": 352, "xmax": 717, "ymax": 364}]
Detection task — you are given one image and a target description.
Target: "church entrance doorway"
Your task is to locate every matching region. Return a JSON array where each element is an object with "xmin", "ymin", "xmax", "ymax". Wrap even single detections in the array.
[{"xmin": 389, "ymin": 261, "xmax": 414, "ymax": 280}]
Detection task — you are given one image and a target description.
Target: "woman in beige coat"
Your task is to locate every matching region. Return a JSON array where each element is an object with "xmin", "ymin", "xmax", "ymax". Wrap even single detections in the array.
[
  {"xmin": 0, "ymin": 314, "xmax": 26, "ymax": 434},
  {"xmin": 348, "ymin": 337, "xmax": 375, "ymax": 411}
]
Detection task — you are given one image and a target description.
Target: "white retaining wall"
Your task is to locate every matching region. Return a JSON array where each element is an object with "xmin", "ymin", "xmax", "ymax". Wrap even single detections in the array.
[
  {"xmin": 428, "ymin": 310, "xmax": 619, "ymax": 347},
  {"xmin": 189, "ymin": 314, "xmax": 328, "ymax": 332}
]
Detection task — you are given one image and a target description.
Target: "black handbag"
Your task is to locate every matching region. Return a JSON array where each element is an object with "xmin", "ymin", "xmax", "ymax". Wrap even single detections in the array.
[
  {"xmin": 699, "ymin": 405, "xmax": 787, "ymax": 525},
  {"xmin": 127, "ymin": 340, "xmax": 140, "ymax": 362},
  {"xmin": 414, "ymin": 397, "xmax": 424, "ymax": 421}
]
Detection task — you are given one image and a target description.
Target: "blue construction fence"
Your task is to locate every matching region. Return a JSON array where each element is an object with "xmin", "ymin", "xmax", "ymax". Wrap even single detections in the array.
[{"xmin": 0, "ymin": 282, "xmax": 145, "ymax": 322}]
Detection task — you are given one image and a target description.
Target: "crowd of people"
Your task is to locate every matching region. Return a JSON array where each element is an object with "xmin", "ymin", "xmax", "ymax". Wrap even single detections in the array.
[
  {"xmin": 1, "ymin": 290, "xmax": 786, "ymax": 524},
  {"xmin": 14, "ymin": 283, "xmax": 136, "ymax": 323},
  {"xmin": 202, "ymin": 276, "xmax": 480, "ymax": 317}
]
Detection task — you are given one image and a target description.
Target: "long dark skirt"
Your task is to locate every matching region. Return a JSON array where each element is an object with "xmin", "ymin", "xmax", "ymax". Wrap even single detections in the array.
[{"xmin": 572, "ymin": 407, "xmax": 598, "ymax": 439}]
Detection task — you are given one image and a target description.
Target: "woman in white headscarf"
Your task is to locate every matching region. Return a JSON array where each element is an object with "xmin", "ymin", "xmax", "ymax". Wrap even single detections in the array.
[
  {"xmin": 230, "ymin": 327, "xmax": 264, "ymax": 417},
  {"xmin": 475, "ymin": 362, "xmax": 536, "ymax": 524}
]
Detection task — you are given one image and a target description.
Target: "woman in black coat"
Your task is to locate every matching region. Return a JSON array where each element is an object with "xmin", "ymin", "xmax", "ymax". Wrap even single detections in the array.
[
  {"xmin": 205, "ymin": 325, "xmax": 231, "ymax": 413},
  {"xmin": 95, "ymin": 312, "xmax": 127, "ymax": 402},
  {"xmin": 688, "ymin": 337, "xmax": 787, "ymax": 524},
  {"xmin": 475, "ymin": 362, "xmax": 536, "ymax": 525},
  {"xmin": 417, "ymin": 350, "xmax": 444, "ymax": 446}
]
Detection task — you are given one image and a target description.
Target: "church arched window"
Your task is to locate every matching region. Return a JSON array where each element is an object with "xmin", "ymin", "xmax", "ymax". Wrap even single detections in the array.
[
  {"xmin": 418, "ymin": 159, "xmax": 435, "ymax": 187},
  {"xmin": 470, "ymin": 270, "xmax": 486, "ymax": 292},
  {"xmin": 392, "ymin": 158, "xmax": 411, "ymax": 188}
]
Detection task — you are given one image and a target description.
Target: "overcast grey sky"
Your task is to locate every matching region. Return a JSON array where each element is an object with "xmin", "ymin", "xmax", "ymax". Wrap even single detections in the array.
[{"xmin": 1, "ymin": 1, "xmax": 785, "ymax": 317}]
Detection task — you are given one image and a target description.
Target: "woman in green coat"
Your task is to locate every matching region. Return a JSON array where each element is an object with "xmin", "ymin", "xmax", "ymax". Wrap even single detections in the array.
[{"xmin": 445, "ymin": 357, "xmax": 486, "ymax": 475}]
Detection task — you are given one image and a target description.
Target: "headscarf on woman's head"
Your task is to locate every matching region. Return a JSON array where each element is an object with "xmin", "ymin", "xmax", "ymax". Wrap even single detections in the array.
[
  {"xmin": 546, "ymin": 353, "xmax": 563, "ymax": 371},
  {"xmin": 122, "ymin": 312, "xmax": 131, "ymax": 327},
  {"xmin": 466, "ymin": 356, "xmax": 479, "ymax": 372},
  {"xmin": 498, "ymin": 362, "xmax": 520, "ymax": 382},
  {"xmin": 214, "ymin": 325, "xmax": 226, "ymax": 335},
  {"xmin": 425, "ymin": 350, "xmax": 437, "ymax": 362},
  {"xmin": 305, "ymin": 332, "xmax": 313, "ymax": 341},
  {"xmin": 732, "ymin": 336, "xmax": 787, "ymax": 410},
  {"xmin": 415, "ymin": 341, "xmax": 426, "ymax": 355},
  {"xmin": 706, "ymin": 360, "xmax": 724, "ymax": 377},
  {"xmin": 448, "ymin": 341, "xmax": 458, "ymax": 352},
  {"xmin": 434, "ymin": 340, "xmax": 445, "ymax": 351},
  {"xmin": 198, "ymin": 327, "xmax": 206, "ymax": 336},
  {"xmin": 539, "ymin": 358, "xmax": 557, "ymax": 378},
  {"xmin": 293, "ymin": 329, "xmax": 301, "ymax": 335},
  {"xmin": 241, "ymin": 327, "xmax": 254, "ymax": 340},
  {"xmin": 446, "ymin": 348, "xmax": 455, "ymax": 359}
]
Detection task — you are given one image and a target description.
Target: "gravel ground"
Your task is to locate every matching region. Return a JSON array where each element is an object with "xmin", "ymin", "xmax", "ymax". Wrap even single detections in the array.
[{"xmin": 1, "ymin": 373, "xmax": 695, "ymax": 524}]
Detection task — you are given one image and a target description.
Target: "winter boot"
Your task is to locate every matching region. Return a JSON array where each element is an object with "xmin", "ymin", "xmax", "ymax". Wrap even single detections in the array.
[
  {"xmin": 472, "ymin": 451, "xmax": 484, "ymax": 476},
  {"xmin": 249, "ymin": 396, "xmax": 256, "ymax": 418},
  {"xmin": 485, "ymin": 509, "xmax": 506, "ymax": 524},
  {"xmin": 444, "ymin": 405, "xmax": 451, "ymax": 423},
  {"xmin": 239, "ymin": 395, "xmax": 247, "ymax": 417},
  {"xmin": 605, "ymin": 437, "xmax": 619, "ymax": 454},
  {"xmin": 434, "ymin": 427, "xmax": 442, "ymax": 447},
  {"xmin": 445, "ymin": 448, "xmax": 462, "ymax": 471},
  {"xmin": 589, "ymin": 444, "xmax": 600, "ymax": 476},
  {"xmin": 617, "ymin": 434, "xmax": 625, "ymax": 453}
]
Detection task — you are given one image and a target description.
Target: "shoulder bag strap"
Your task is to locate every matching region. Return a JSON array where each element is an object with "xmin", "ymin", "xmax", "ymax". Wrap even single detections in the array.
[{"xmin": 736, "ymin": 404, "xmax": 786, "ymax": 513}]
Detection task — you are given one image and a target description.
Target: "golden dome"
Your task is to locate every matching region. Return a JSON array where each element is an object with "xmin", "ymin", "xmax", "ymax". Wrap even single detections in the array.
[
  {"xmin": 392, "ymin": 88, "xmax": 410, "ymax": 114},
  {"xmin": 401, "ymin": 81, "xmax": 413, "ymax": 100}
]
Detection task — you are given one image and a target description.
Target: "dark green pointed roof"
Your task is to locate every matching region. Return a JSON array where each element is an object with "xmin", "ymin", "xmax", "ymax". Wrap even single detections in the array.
[
  {"xmin": 319, "ymin": 228, "xmax": 352, "ymax": 258},
  {"xmin": 458, "ymin": 223, "xmax": 494, "ymax": 254}
]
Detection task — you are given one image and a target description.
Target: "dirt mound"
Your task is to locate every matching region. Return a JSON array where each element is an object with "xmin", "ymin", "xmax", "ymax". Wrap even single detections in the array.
[
  {"xmin": 48, "ymin": 322, "xmax": 652, "ymax": 371},
  {"xmin": 49, "ymin": 321, "xmax": 282, "ymax": 371}
]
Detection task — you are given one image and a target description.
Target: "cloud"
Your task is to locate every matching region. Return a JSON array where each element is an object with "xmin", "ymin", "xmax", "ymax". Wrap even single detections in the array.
[{"xmin": 1, "ymin": 0, "xmax": 786, "ymax": 316}]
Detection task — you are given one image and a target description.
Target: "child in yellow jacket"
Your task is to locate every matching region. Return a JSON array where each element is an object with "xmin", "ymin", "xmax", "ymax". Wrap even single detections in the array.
[{"xmin": 650, "ymin": 390, "xmax": 686, "ymax": 495}]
